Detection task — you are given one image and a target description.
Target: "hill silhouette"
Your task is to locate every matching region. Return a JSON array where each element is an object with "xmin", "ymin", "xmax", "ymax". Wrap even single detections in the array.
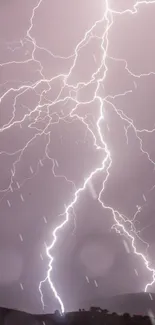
[
  {"xmin": 81, "ymin": 292, "xmax": 155, "ymax": 315},
  {"xmin": 0, "ymin": 300, "xmax": 154, "ymax": 325}
]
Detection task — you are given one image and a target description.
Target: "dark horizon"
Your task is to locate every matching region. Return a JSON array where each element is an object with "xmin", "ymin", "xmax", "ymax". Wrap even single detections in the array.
[{"xmin": 0, "ymin": 304, "xmax": 154, "ymax": 325}]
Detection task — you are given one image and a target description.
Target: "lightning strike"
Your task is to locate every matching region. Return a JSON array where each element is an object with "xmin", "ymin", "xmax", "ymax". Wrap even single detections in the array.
[{"xmin": 1, "ymin": 0, "xmax": 155, "ymax": 315}]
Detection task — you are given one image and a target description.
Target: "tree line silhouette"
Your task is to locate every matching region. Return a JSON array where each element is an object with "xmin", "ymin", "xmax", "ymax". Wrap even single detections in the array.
[
  {"xmin": 0, "ymin": 306, "xmax": 153, "ymax": 324},
  {"xmin": 49, "ymin": 307, "xmax": 153, "ymax": 325}
]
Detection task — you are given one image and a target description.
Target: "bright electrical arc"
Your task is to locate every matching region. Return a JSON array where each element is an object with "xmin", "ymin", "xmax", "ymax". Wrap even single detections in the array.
[{"xmin": 1, "ymin": 0, "xmax": 155, "ymax": 315}]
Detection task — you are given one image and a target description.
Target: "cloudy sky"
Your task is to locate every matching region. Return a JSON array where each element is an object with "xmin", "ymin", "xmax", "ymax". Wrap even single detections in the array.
[{"xmin": 0, "ymin": 0, "xmax": 155, "ymax": 314}]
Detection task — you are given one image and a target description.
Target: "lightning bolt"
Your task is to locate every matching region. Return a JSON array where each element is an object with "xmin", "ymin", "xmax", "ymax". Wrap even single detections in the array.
[{"xmin": 1, "ymin": 0, "xmax": 155, "ymax": 314}]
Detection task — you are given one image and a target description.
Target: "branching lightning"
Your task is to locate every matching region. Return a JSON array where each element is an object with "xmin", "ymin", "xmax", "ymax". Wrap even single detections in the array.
[{"xmin": 1, "ymin": 0, "xmax": 155, "ymax": 314}]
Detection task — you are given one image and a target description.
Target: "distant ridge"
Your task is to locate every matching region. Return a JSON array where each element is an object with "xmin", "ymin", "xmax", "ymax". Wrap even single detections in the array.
[
  {"xmin": 0, "ymin": 301, "xmax": 154, "ymax": 324},
  {"xmin": 81, "ymin": 292, "xmax": 155, "ymax": 315}
]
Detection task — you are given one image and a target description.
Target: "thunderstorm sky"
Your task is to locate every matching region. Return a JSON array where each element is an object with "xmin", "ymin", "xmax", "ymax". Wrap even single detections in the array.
[{"xmin": 0, "ymin": 0, "xmax": 155, "ymax": 314}]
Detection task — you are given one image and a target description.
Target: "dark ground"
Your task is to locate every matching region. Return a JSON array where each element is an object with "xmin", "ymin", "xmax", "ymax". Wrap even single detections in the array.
[{"xmin": 0, "ymin": 306, "xmax": 153, "ymax": 325}]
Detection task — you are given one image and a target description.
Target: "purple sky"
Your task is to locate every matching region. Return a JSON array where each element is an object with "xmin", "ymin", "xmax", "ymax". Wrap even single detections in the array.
[{"xmin": 0, "ymin": 0, "xmax": 155, "ymax": 314}]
